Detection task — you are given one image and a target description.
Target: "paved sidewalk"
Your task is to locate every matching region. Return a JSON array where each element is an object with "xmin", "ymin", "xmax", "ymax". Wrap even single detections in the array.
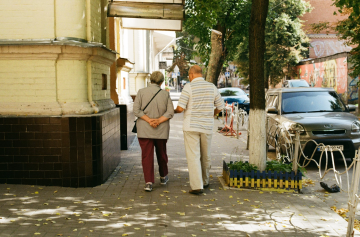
[{"xmin": 0, "ymin": 114, "xmax": 358, "ymax": 236}]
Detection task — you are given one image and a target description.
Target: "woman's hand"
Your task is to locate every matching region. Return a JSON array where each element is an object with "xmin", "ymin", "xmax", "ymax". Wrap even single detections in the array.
[{"xmin": 149, "ymin": 119, "xmax": 160, "ymax": 128}]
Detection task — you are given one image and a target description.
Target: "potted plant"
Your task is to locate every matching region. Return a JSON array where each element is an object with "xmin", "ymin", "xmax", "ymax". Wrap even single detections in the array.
[
  {"xmin": 222, "ymin": 160, "xmax": 306, "ymax": 192},
  {"xmin": 165, "ymin": 86, "xmax": 170, "ymax": 92}
]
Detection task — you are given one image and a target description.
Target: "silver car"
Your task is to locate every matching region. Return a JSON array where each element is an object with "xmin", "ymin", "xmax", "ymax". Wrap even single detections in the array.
[{"xmin": 266, "ymin": 88, "xmax": 359, "ymax": 159}]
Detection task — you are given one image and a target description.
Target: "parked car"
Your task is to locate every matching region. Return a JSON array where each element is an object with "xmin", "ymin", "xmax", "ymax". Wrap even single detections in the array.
[
  {"xmin": 283, "ymin": 79, "xmax": 310, "ymax": 88},
  {"xmin": 218, "ymin": 87, "xmax": 250, "ymax": 113},
  {"xmin": 266, "ymin": 87, "xmax": 359, "ymax": 159}
]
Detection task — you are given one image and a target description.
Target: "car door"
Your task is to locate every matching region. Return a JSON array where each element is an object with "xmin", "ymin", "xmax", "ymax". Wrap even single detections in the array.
[{"xmin": 266, "ymin": 92, "xmax": 280, "ymax": 147}]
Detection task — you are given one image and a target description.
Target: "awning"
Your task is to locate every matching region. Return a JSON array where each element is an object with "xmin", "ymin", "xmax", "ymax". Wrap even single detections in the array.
[
  {"xmin": 107, "ymin": 1, "xmax": 184, "ymax": 20},
  {"xmin": 107, "ymin": 0, "xmax": 184, "ymax": 31},
  {"xmin": 122, "ymin": 18, "xmax": 182, "ymax": 31}
]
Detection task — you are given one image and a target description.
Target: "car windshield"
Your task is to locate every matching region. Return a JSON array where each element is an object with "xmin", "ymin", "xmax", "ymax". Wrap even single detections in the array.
[
  {"xmin": 219, "ymin": 89, "xmax": 246, "ymax": 97},
  {"xmin": 282, "ymin": 91, "xmax": 346, "ymax": 114},
  {"xmin": 289, "ymin": 80, "xmax": 309, "ymax": 87}
]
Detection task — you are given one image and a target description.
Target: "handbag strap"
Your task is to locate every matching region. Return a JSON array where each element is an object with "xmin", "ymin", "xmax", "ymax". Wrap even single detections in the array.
[{"xmin": 142, "ymin": 89, "xmax": 162, "ymax": 111}]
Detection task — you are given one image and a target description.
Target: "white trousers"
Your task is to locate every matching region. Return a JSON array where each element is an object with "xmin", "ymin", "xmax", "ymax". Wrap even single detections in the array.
[{"xmin": 183, "ymin": 131, "xmax": 212, "ymax": 190}]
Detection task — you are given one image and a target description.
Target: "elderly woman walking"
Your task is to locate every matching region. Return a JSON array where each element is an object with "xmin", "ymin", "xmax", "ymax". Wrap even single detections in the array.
[{"xmin": 133, "ymin": 71, "xmax": 174, "ymax": 192}]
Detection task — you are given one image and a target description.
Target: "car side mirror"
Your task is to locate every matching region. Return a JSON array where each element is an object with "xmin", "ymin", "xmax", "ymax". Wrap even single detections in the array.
[
  {"xmin": 347, "ymin": 104, "xmax": 357, "ymax": 112},
  {"xmin": 267, "ymin": 107, "xmax": 278, "ymax": 114}
]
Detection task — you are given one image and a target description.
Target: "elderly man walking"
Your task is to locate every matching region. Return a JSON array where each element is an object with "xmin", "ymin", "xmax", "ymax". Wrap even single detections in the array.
[{"xmin": 175, "ymin": 65, "xmax": 224, "ymax": 194}]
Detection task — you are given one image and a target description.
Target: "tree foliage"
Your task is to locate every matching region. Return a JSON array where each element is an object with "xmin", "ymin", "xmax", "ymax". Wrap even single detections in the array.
[
  {"xmin": 168, "ymin": 31, "xmax": 196, "ymax": 78},
  {"xmin": 333, "ymin": 0, "xmax": 360, "ymax": 77},
  {"xmin": 235, "ymin": 0, "xmax": 311, "ymax": 86},
  {"xmin": 184, "ymin": 0, "xmax": 251, "ymax": 81}
]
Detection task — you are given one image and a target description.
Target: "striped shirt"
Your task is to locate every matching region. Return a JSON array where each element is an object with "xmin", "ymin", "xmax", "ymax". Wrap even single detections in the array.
[{"xmin": 178, "ymin": 77, "xmax": 224, "ymax": 134}]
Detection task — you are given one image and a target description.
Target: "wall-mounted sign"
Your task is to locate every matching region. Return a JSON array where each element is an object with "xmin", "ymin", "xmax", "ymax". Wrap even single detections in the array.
[{"xmin": 159, "ymin": 61, "xmax": 167, "ymax": 69}]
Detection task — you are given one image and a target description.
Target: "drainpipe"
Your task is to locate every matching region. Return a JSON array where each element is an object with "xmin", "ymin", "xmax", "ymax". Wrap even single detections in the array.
[{"xmin": 86, "ymin": 0, "xmax": 98, "ymax": 113}]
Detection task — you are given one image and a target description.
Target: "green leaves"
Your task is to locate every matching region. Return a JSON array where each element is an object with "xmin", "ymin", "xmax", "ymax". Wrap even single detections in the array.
[
  {"xmin": 228, "ymin": 161, "xmax": 258, "ymax": 172},
  {"xmin": 333, "ymin": 1, "xmax": 360, "ymax": 77},
  {"xmin": 234, "ymin": 0, "xmax": 310, "ymax": 86},
  {"xmin": 184, "ymin": 0, "xmax": 251, "ymax": 66},
  {"xmin": 265, "ymin": 160, "xmax": 292, "ymax": 173}
]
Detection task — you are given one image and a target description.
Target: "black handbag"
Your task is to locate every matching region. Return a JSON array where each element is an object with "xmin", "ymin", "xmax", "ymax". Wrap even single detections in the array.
[{"xmin": 132, "ymin": 89, "xmax": 162, "ymax": 133}]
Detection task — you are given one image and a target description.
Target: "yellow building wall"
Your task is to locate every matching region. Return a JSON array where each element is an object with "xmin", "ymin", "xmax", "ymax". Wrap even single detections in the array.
[
  {"xmin": 91, "ymin": 62, "xmax": 110, "ymax": 101},
  {"xmin": 89, "ymin": 0, "xmax": 102, "ymax": 43},
  {"xmin": 0, "ymin": 60, "xmax": 56, "ymax": 103},
  {"xmin": 56, "ymin": 60, "xmax": 88, "ymax": 103},
  {"xmin": 56, "ymin": 0, "xmax": 87, "ymax": 39},
  {"xmin": 0, "ymin": 0, "xmax": 105, "ymax": 44},
  {"xmin": 0, "ymin": 0, "xmax": 55, "ymax": 39}
]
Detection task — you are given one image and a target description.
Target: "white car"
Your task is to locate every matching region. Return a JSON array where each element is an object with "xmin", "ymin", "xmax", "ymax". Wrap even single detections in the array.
[{"xmin": 283, "ymin": 79, "xmax": 310, "ymax": 88}]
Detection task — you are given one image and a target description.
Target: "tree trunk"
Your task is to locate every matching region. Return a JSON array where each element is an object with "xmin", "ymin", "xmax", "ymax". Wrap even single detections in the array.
[
  {"xmin": 248, "ymin": 0, "xmax": 269, "ymax": 171},
  {"xmin": 206, "ymin": 30, "xmax": 223, "ymax": 85},
  {"xmin": 358, "ymin": 87, "xmax": 360, "ymax": 116}
]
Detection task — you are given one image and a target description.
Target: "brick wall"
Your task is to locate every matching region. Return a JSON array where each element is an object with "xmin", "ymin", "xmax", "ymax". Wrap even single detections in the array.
[
  {"xmin": 0, "ymin": 60, "xmax": 56, "ymax": 103},
  {"xmin": 0, "ymin": 45, "xmax": 116, "ymax": 115},
  {"xmin": 57, "ymin": 60, "xmax": 88, "ymax": 103},
  {"xmin": 91, "ymin": 62, "xmax": 111, "ymax": 101},
  {"xmin": 301, "ymin": 0, "xmax": 348, "ymax": 34}
]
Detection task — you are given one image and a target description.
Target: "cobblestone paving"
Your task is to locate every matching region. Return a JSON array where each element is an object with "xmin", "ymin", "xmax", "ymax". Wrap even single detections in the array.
[{"xmin": 0, "ymin": 114, "xmax": 357, "ymax": 237}]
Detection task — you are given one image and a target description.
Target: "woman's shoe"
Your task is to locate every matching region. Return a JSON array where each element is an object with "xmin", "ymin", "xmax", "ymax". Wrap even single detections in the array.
[
  {"xmin": 144, "ymin": 183, "xmax": 153, "ymax": 192},
  {"xmin": 160, "ymin": 176, "xmax": 169, "ymax": 185}
]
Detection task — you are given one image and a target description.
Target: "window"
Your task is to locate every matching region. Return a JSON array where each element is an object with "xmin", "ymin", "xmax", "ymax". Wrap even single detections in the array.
[
  {"xmin": 281, "ymin": 91, "xmax": 346, "ymax": 114},
  {"xmin": 102, "ymin": 74, "xmax": 107, "ymax": 90},
  {"xmin": 266, "ymin": 95, "xmax": 278, "ymax": 108}
]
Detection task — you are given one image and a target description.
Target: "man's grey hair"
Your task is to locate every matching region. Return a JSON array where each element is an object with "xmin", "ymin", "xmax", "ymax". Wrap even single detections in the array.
[{"xmin": 150, "ymin": 71, "xmax": 164, "ymax": 85}]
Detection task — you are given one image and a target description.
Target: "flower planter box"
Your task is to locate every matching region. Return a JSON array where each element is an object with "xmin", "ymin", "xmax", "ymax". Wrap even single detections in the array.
[{"xmin": 222, "ymin": 160, "xmax": 303, "ymax": 192}]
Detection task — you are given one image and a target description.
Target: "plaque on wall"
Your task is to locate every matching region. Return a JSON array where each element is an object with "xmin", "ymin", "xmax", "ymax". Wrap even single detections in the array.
[{"xmin": 159, "ymin": 61, "xmax": 167, "ymax": 69}]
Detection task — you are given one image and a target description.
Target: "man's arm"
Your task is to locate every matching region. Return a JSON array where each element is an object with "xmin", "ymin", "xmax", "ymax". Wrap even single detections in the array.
[
  {"xmin": 214, "ymin": 87, "xmax": 224, "ymax": 116},
  {"xmin": 175, "ymin": 84, "xmax": 190, "ymax": 113},
  {"xmin": 174, "ymin": 106, "xmax": 184, "ymax": 113},
  {"xmin": 214, "ymin": 108, "xmax": 222, "ymax": 116}
]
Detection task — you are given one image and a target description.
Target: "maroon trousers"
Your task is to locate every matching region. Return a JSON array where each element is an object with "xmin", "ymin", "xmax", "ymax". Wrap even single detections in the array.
[{"xmin": 138, "ymin": 138, "xmax": 169, "ymax": 184}]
